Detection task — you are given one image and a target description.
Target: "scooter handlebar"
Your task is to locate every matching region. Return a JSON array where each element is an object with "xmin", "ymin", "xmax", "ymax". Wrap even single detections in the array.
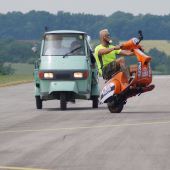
[
  {"xmin": 120, "ymin": 38, "xmax": 142, "ymax": 50},
  {"xmin": 137, "ymin": 30, "xmax": 143, "ymax": 44},
  {"xmin": 120, "ymin": 30, "xmax": 143, "ymax": 50}
]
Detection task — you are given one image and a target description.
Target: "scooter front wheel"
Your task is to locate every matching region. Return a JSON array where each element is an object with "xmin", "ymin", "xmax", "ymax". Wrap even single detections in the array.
[
  {"xmin": 60, "ymin": 93, "xmax": 67, "ymax": 110},
  {"xmin": 107, "ymin": 102, "xmax": 124, "ymax": 113}
]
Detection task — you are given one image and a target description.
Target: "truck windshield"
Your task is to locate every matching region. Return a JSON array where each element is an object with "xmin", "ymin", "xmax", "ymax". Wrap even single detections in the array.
[{"xmin": 43, "ymin": 33, "xmax": 85, "ymax": 56}]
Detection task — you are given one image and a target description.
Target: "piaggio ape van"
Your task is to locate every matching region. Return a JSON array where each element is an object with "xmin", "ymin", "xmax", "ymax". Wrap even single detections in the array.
[{"xmin": 33, "ymin": 30, "xmax": 99, "ymax": 110}]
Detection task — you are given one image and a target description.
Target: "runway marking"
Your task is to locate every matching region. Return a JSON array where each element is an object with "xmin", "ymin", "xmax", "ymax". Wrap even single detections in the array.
[
  {"xmin": 1, "ymin": 120, "xmax": 170, "ymax": 134},
  {"xmin": 0, "ymin": 166, "xmax": 47, "ymax": 170}
]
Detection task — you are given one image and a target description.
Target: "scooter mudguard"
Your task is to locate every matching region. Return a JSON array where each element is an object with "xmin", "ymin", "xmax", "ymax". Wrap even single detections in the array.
[
  {"xmin": 49, "ymin": 81, "xmax": 78, "ymax": 94},
  {"xmin": 100, "ymin": 82, "xmax": 115, "ymax": 104}
]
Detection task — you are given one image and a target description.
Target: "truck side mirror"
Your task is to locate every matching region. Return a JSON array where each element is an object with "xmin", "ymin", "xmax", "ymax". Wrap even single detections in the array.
[
  {"xmin": 89, "ymin": 49, "xmax": 96, "ymax": 64},
  {"xmin": 32, "ymin": 45, "xmax": 38, "ymax": 53},
  {"xmin": 87, "ymin": 35, "xmax": 91, "ymax": 43}
]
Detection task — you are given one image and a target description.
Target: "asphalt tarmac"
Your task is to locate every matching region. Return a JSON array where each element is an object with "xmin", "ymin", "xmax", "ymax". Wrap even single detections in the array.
[{"xmin": 0, "ymin": 76, "xmax": 170, "ymax": 170}]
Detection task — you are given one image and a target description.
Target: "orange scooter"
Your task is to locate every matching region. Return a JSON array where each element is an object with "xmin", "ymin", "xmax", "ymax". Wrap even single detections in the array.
[{"xmin": 100, "ymin": 31, "xmax": 155, "ymax": 113}]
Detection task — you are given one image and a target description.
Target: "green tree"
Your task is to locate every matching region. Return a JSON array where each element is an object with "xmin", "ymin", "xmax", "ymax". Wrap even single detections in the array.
[
  {"xmin": 148, "ymin": 48, "xmax": 170, "ymax": 74},
  {"xmin": 1, "ymin": 11, "xmax": 170, "ymax": 40},
  {"xmin": 0, "ymin": 62, "xmax": 14, "ymax": 75}
]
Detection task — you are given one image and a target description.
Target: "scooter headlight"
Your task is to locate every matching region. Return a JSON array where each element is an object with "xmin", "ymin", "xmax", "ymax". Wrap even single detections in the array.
[
  {"xmin": 74, "ymin": 72, "xmax": 83, "ymax": 78},
  {"xmin": 44, "ymin": 72, "xmax": 54, "ymax": 79}
]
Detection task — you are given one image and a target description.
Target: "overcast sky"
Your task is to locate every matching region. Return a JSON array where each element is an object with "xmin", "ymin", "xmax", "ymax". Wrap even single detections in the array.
[{"xmin": 0, "ymin": 0, "xmax": 169, "ymax": 16}]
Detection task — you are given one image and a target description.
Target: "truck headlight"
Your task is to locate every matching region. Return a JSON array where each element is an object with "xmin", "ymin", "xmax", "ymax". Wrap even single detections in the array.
[
  {"xmin": 74, "ymin": 71, "xmax": 88, "ymax": 79},
  {"xmin": 74, "ymin": 72, "xmax": 83, "ymax": 78},
  {"xmin": 44, "ymin": 72, "xmax": 54, "ymax": 79}
]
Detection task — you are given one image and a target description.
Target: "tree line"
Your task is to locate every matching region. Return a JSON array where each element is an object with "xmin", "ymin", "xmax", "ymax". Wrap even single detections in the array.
[
  {"xmin": 0, "ymin": 10, "xmax": 170, "ymax": 75},
  {"xmin": 0, "ymin": 39, "xmax": 170, "ymax": 75},
  {"xmin": 0, "ymin": 10, "xmax": 170, "ymax": 40},
  {"xmin": 0, "ymin": 39, "xmax": 39, "ymax": 75}
]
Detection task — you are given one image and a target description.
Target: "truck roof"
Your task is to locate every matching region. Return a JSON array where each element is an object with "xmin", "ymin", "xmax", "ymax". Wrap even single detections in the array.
[{"xmin": 45, "ymin": 30, "xmax": 87, "ymax": 35}]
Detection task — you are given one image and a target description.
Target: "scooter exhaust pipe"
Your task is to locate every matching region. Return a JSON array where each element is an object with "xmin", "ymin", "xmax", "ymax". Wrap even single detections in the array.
[
  {"xmin": 142, "ymin": 84, "xmax": 155, "ymax": 92},
  {"xmin": 138, "ymin": 84, "xmax": 155, "ymax": 96}
]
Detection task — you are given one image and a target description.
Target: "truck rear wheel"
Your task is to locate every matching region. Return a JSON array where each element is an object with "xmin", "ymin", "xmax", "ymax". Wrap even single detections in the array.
[
  {"xmin": 35, "ymin": 96, "xmax": 42, "ymax": 109},
  {"xmin": 60, "ymin": 93, "xmax": 67, "ymax": 110}
]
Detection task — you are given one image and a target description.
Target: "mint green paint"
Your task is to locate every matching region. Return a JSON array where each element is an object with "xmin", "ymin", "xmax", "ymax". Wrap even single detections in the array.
[
  {"xmin": 35, "ymin": 86, "xmax": 40, "ymax": 96},
  {"xmin": 33, "ymin": 30, "xmax": 100, "ymax": 104},
  {"xmin": 49, "ymin": 81, "xmax": 78, "ymax": 94}
]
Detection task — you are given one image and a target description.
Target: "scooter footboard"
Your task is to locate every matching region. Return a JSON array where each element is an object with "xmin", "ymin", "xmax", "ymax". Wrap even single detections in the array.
[
  {"xmin": 100, "ymin": 82, "xmax": 115, "ymax": 104},
  {"xmin": 100, "ymin": 80, "xmax": 121, "ymax": 104}
]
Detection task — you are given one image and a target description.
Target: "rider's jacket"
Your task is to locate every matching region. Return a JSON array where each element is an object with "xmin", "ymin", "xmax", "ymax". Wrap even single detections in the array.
[{"xmin": 94, "ymin": 44, "xmax": 121, "ymax": 75}]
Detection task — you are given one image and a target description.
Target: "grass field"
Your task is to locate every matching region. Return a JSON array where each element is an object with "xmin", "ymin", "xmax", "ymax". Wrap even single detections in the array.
[
  {"xmin": 0, "ymin": 75, "xmax": 33, "ymax": 87},
  {"xmin": 92, "ymin": 40, "xmax": 170, "ymax": 56},
  {"xmin": 120, "ymin": 40, "xmax": 170, "ymax": 56},
  {"xmin": 0, "ymin": 63, "xmax": 34, "ymax": 87},
  {"xmin": 141, "ymin": 40, "xmax": 170, "ymax": 56},
  {"xmin": 11, "ymin": 63, "xmax": 34, "ymax": 75}
]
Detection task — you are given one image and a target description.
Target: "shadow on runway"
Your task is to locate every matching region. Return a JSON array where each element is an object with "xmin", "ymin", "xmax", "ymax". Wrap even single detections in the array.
[
  {"xmin": 42, "ymin": 107, "xmax": 170, "ymax": 114},
  {"xmin": 43, "ymin": 106, "xmax": 107, "ymax": 112},
  {"xmin": 122, "ymin": 111, "xmax": 170, "ymax": 114}
]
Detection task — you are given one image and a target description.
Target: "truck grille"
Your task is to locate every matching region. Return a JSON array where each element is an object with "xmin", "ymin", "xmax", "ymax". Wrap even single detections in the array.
[{"xmin": 55, "ymin": 72, "xmax": 72, "ymax": 80}]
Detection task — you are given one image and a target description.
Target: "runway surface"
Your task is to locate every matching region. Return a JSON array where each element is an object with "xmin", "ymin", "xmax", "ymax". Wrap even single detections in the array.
[{"xmin": 0, "ymin": 76, "xmax": 170, "ymax": 170}]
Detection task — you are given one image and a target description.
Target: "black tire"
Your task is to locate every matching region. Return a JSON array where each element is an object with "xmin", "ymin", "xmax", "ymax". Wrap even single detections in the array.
[
  {"xmin": 92, "ymin": 96, "xmax": 99, "ymax": 108},
  {"xmin": 60, "ymin": 93, "xmax": 67, "ymax": 110},
  {"xmin": 107, "ymin": 102, "xmax": 124, "ymax": 113},
  {"xmin": 35, "ymin": 96, "xmax": 42, "ymax": 109}
]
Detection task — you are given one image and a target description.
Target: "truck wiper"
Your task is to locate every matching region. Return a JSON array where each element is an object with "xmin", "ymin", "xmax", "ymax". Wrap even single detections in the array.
[{"xmin": 63, "ymin": 46, "xmax": 82, "ymax": 58}]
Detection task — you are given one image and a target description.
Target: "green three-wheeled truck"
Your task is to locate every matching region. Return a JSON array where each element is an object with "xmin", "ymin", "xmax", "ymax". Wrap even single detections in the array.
[{"xmin": 33, "ymin": 30, "xmax": 100, "ymax": 110}]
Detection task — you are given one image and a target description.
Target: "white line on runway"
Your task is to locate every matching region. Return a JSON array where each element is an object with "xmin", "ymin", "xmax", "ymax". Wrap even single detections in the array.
[
  {"xmin": 1, "ymin": 120, "xmax": 170, "ymax": 134},
  {"xmin": 0, "ymin": 166, "xmax": 47, "ymax": 170}
]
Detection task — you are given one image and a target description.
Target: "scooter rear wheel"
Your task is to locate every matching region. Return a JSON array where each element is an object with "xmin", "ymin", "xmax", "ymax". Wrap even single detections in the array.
[
  {"xmin": 107, "ymin": 102, "xmax": 124, "ymax": 113},
  {"xmin": 60, "ymin": 93, "xmax": 67, "ymax": 110}
]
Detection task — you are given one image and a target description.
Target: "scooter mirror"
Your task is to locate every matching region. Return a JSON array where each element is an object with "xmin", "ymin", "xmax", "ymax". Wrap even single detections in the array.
[{"xmin": 138, "ymin": 30, "xmax": 143, "ymax": 42}]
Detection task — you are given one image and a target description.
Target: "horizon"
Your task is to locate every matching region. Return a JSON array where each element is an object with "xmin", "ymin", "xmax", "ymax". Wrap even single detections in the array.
[
  {"xmin": 0, "ymin": 10, "xmax": 170, "ymax": 17},
  {"xmin": 0, "ymin": 0, "xmax": 170, "ymax": 16}
]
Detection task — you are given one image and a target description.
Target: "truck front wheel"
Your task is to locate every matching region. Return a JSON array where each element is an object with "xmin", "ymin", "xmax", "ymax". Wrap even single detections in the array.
[{"xmin": 60, "ymin": 93, "xmax": 67, "ymax": 110}]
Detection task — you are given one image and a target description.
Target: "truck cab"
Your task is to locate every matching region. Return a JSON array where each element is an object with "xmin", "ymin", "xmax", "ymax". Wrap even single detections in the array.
[{"xmin": 34, "ymin": 30, "xmax": 99, "ymax": 110}]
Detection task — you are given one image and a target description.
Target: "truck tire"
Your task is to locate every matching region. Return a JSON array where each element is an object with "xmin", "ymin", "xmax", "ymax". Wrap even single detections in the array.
[
  {"xmin": 60, "ymin": 93, "xmax": 67, "ymax": 110},
  {"xmin": 35, "ymin": 96, "xmax": 42, "ymax": 109},
  {"xmin": 92, "ymin": 96, "xmax": 99, "ymax": 108}
]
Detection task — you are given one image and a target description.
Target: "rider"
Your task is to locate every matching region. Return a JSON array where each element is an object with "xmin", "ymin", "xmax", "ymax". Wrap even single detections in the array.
[{"xmin": 94, "ymin": 29, "xmax": 134, "ymax": 80}]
